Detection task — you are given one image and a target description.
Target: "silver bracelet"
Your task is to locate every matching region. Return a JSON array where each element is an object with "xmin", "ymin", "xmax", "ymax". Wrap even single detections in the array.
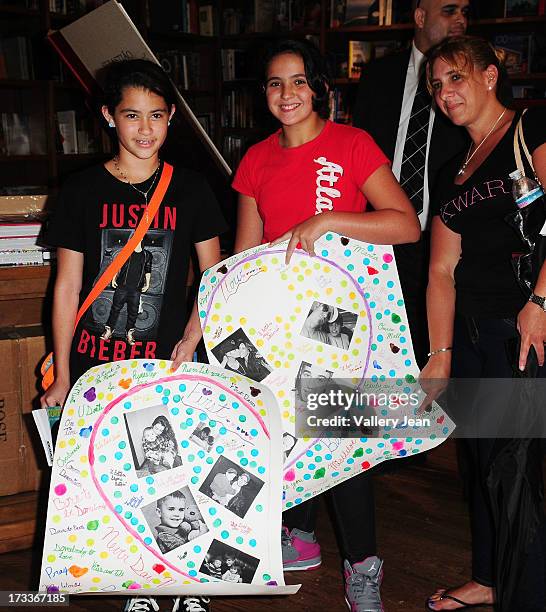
[{"xmin": 427, "ymin": 346, "xmax": 452, "ymax": 357}]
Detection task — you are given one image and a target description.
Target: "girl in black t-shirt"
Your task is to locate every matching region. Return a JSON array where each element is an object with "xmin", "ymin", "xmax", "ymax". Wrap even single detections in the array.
[
  {"xmin": 41, "ymin": 59, "xmax": 225, "ymax": 612},
  {"xmin": 422, "ymin": 37, "xmax": 546, "ymax": 612}
]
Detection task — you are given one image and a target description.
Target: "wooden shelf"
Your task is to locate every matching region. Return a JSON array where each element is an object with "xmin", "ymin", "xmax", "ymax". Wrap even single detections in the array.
[
  {"xmin": 221, "ymin": 29, "xmax": 320, "ymax": 41},
  {"xmin": 0, "ymin": 5, "xmax": 40, "ymax": 17},
  {"xmin": 0, "ymin": 155, "xmax": 48, "ymax": 162}
]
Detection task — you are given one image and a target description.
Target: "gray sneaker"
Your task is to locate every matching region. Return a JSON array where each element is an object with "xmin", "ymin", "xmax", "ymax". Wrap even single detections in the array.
[{"xmin": 344, "ymin": 557, "xmax": 384, "ymax": 612}]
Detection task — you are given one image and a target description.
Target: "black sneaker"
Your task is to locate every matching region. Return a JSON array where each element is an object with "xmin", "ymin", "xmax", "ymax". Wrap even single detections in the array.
[
  {"xmin": 172, "ymin": 596, "xmax": 211, "ymax": 612},
  {"xmin": 123, "ymin": 598, "xmax": 159, "ymax": 612}
]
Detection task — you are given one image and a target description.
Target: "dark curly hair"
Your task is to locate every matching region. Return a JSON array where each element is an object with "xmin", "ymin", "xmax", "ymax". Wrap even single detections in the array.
[
  {"xmin": 263, "ymin": 39, "xmax": 331, "ymax": 120},
  {"xmin": 99, "ymin": 59, "xmax": 177, "ymax": 115}
]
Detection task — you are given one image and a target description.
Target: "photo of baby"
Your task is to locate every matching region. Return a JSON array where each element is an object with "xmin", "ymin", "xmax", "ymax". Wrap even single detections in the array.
[
  {"xmin": 199, "ymin": 540, "xmax": 259, "ymax": 584},
  {"xmin": 141, "ymin": 486, "xmax": 208, "ymax": 554},
  {"xmin": 199, "ymin": 456, "xmax": 264, "ymax": 519},
  {"xmin": 123, "ymin": 406, "xmax": 183, "ymax": 478},
  {"xmin": 300, "ymin": 302, "xmax": 358, "ymax": 349},
  {"xmin": 190, "ymin": 423, "xmax": 215, "ymax": 452}
]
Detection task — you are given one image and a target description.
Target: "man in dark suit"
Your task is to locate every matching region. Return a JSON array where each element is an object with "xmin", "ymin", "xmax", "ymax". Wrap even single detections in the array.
[{"xmin": 353, "ymin": 0, "xmax": 470, "ymax": 368}]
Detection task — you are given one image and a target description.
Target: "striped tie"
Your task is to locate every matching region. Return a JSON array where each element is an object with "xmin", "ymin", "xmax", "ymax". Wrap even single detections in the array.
[{"xmin": 399, "ymin": 72, "xmax": 430, "ymax": 215}]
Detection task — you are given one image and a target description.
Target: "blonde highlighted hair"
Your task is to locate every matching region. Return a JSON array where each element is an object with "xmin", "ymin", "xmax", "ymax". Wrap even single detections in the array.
[{"xmin": 425, "ymin": 35, "xmax": 512, "ymax": 106}]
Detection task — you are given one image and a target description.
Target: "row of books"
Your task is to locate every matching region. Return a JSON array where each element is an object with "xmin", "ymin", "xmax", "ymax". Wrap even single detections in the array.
[
  {"xmin": 146, "ymin": 0, "xmax": 204, "ymax": 35},
  {"xmin": 493, "ymin": 33, "xmax": 546, "ymax": 75},
  {"xmin": 0, "ymin": 0, "xmax": 39, "ymax": 8},
  {"xmin": 222, "ymin": 135, "xmax": 252, "ymax": 169},
  {"xmin": 221, "ymin": 0, "xmax": 321, "ymax": 35},
  {"xmin": 221, "ymin": 49, "xmax": 250, "ymax": 81},
  {"xmin": 503, "ymin": 0, "xmax": 545, "ymax": 17},
  {"xmin": 0, "ymin": 222, "xmax": 53, "ymax": 266},
  {"xmin": 55, "ymin": 109, "xmax": 113, "ymax": 154},
  {"xmin": 330, "ymin": 0, "xmax": 412, "ymax": 28},
  {"xmin": 47, "ymin": 0, "xmax": 106, "ymax": 15},
  {"xmin": 156, "ymin": 49, "xmax": 203, "ymax": 91},
  {"xmin": 221, "ymin": 91, "xmax": 256, "ymax": 129},
  {"xmin": 0, "ymin": 113, "xmax": 46, "ymax": 156},
  {"xmin": 0, "ymin": 36, "xmax": 33, "ymax": 80}
]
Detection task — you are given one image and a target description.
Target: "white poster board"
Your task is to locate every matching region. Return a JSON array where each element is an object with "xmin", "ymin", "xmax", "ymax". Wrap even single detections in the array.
[
  {"xmin": 39, "ymin": 360, "xmax": 299, "ymax": 596},
  {"xmin": 199, "ymin": 233, "xmax": 454, "ymax": 508}
]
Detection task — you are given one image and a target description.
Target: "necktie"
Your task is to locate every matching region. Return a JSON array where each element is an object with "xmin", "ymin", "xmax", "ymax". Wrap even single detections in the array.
[{"xmin": 399, "ymin": 71, "xmax": 430, "ymax": 215}]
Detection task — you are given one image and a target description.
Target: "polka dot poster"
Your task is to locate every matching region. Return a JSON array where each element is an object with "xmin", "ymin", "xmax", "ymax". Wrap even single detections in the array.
[
  {"xmin": 39, "ymin": 360, "xmax": 299, "ymax": 597},
  {"xmin": 199, "ymin": 234, "xmax": 454, "ymax": 508}
]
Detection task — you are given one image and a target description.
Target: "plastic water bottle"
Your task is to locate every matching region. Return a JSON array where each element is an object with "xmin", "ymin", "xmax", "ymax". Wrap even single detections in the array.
[{"xmin": 509, "ymin": 169, "xmax": 544, "ymax": 209}]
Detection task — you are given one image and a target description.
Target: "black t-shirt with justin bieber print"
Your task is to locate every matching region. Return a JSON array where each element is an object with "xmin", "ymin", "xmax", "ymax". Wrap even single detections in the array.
[
  {"xmin": 45, "ymin": 161, "xmax": 227, "ymax": 385},
  {"xmin": 431, "ymin": 108, "xmax": 546, "ymax": 318}
]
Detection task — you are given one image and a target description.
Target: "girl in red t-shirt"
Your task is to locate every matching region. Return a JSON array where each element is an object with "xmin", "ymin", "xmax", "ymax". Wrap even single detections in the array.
[{"xmin": 232, "ymin": 39, "xmax": 420, "ymax": 612}]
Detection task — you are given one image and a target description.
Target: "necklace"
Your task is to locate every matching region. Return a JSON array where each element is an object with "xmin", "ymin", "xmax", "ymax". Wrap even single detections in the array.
[
  {"xmin": 457, "ymin": 107, "xmax": 507, "ymax": 177},
  {"xmin": 112, "ymin": 156, "xmax": 161, "ymax": 207}
]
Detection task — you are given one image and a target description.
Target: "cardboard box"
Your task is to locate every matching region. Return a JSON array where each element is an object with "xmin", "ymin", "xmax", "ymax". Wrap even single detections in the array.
[
  {"xmin": 0, "ymin": 194, "xmax": 49, "ymax": 221},
  {"xmin": 0, "ymin": 326, "xmax": 47, "ymax": 497}
]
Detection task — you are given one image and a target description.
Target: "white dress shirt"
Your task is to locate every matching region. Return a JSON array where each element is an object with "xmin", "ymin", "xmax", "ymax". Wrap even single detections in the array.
[{"xmin": 391, "ymin": 42, "xmax": 435, "ymax": 230}]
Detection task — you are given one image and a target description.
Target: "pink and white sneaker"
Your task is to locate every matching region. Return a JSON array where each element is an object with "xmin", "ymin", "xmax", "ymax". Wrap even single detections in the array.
[{"xmin": 281, "ymin": 526, "xmax": 322, "ymax": 571}]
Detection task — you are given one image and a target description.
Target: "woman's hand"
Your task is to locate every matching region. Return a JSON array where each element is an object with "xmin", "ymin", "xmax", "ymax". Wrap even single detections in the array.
[
  {"xmin": 270, "ymin": 214, "xmax": 328, "ymax": 264},
  {"xmin": 40, "ymin": 377, "xmax": 70, "ymax": 410},
  {"xmin": 170, "ymin": 332, "xmax": 200, "ymax": 372},
  {"xmin": 418, "ymin": 354, "xmax": 451, "ymax": 414},
  {"xmin": 517, "ymin": 301, "xmax": 546, "ymax": 370}
]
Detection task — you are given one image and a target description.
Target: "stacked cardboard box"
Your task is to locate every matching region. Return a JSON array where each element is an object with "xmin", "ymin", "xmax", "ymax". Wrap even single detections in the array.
[{"xmin": 0, "ymin": 326, "xmax": 47, "ymax": 496}]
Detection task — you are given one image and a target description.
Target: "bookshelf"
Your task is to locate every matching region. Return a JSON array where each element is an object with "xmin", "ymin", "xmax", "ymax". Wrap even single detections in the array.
[{"xmin": 211, "ymin": 1, "xmax": 546, "ymax": 141}]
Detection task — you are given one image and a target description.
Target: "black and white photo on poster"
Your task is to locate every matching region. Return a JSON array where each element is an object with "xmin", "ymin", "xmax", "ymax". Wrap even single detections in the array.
[
  {"xmin": 190, "ymin": 422, "xmax": 215, "ymax": 452},
  {"xmin": 300, "ymin": 301, "xmax": 357, "ymax": 349},
  {"xmin": 200, "ymin": 539, "xmax": 260, "ymax": 584},
  {"xmin": 123, "ymin": 404, "xmax": 182, "ymax": 478},
  {"xmin": 199, "ymin": 455, "xmax": 264, "ymax": 518},
  {"xmin": 211, "ymin": 327, "xmax": 272, "ymax": 382},
  {"xmin": 141, "ymin": 486, "xmax": 208, "ymax": 554}
]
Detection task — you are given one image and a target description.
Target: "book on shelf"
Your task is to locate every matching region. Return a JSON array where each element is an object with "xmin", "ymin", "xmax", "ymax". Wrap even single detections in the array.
[
  {"xmin": 223, "ymin": 7, "xmax": 244, "ymax": 34},
  {"xmin": 329, "ymin": 88, "xmax": 351, "ymax": 124},
  {"xmin": 0, "ymin": 113, "xmax": 31, "ymax": 156},
  {"xmin": 494, "ymin": 33, "xmax": 532, "ymax": 74},
  {"xmin": 147, "ymin": 0, "xmax": 200, "ymax": 34},
  {"xmin": 221, "ymin": 49, "xmax": 249, "ymax": 81},
  {"xmin": 343, "ymin": 0, "xmax": 376, "ymax": 26},
  {"xmin": 157, "ymin": 49, "xmax": 202, "ymax": 90},
  {"xmin": 47, "ymin": 0, "xmax": 229, "ymax": 175},
  {"xmin": 0, "ymin": 222, "xmax": 41, "ymax": 238},
  {"xmin": 254, "ymin": 0, "xmax": 275, "ymax": 31},
  {"xmin": 199, "ymin": 4, "xmax": 214, "ymax": 35},
  {"xmin": 56, "ymin": 110, "xmax": 78, "ymax": 154},
  {"xmin": 196, "ymin": 113, "xmax": 214, "ymax": 138},
  {"xmin": 373, "ymin": 39, "xmax": 404, "ymax": 58},
  {"xmin": 348, "ymin": 40, "xmax": 372, "ymax": 79},
  {"xmin": 0, "ymin": 36, "xmax": 33, "ymax": 80},
  {"xmin": 222, "ymin": 90, "xmax": 255, "ymax": 129},
  {"xmin": 504, "ymin": 0, "xmax": 544, "ymax": 17}
]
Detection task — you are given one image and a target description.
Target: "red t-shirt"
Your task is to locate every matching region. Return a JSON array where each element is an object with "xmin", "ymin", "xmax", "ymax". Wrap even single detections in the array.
[{"xmin": 232, "ymin": 120, "xmax": 389, "ymax": 242}]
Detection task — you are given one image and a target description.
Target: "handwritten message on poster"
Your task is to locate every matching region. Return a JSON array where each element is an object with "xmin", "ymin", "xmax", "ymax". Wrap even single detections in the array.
[
  {"xmin": 198, "ymin": 233, "xmax": 453, "ymax": 508},
  {"xmin": 39, "ymin": 360, "xmax": 299, "ymax": 596}
]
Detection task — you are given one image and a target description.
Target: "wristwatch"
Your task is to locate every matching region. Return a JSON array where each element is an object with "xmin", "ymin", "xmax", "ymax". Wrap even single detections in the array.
[{"xmin": 528, "ymin": 292, "xmax": 546, "ymax": 311}]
